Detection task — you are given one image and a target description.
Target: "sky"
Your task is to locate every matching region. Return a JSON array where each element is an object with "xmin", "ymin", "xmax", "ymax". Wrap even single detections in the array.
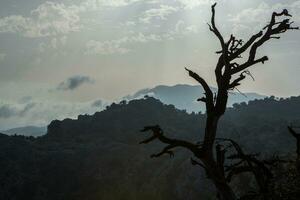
[{"xmin": 0, "ymin": 0, "xmax": 299, "ymax": 130}]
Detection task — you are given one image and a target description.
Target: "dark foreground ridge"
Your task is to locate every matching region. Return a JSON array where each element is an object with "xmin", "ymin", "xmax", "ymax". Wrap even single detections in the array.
[{"xmin": 0, "ymin": 96, "xmax": 300, "ymax": 200}]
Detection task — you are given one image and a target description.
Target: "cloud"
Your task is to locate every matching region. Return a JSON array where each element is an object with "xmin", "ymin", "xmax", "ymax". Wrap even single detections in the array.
[
  {"xmin": 0, "ymin": 0, "xmax": 144, "ymax": 38},
  {"xmin": 139, "ymin": 5, "xmax": 179, "ymax": 23},
  {"xmin": 86, "ymin": 39, "xmax": 131, "ymax": 55},
  {"xmin": 0, "ymin": 102, "xmax": 36, "ymax": 118},
  {"xmin": 57, "ymin": 75, "xmax": 95, "ymax": 91},
  {"xmin": 86, "ymin": 33, "xmax": 162, "ymax": 55},
  {"xmin": 176, "ymin": 0, "xmax": 213, "ymax": 9},
  {"xmin": 0, "ymin": 98, "xmax": 107, "ymax": 130},
  {"xmin": 228, "ymin": 1, "xmax": 300, "ymax": 35},
  {"xmin": 0, "ymin": 105, "xmax": 16, "ymax": 118},
  {"xmin": 175, "ymin": 20, "xmax": 199, "ymax": 34},
  {"xmin": 76, "ymin": 0, "xmax": 142, "ymax": 11},
  {"xmin": 91, "ymin": 99, "xmax": 103, "ymax": 107},
  {"xmin": 86, "ymin": 18, "xmax": 203, "ymax": 55},
  {"xmin": 19, "ymin": 103, "xmax": 36, "ymax": 116},
  {"xmin": 18, "ymin": 96, "xmax": 33, "ymax": 104},
  {"xmin": 0, "ymin": 2, "xmax": 81, "ymax": 38}
]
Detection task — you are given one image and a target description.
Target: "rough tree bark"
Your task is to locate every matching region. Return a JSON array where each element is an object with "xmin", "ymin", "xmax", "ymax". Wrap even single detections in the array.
[{"xmin": 140, "ymin": 3, "xmax": 298, "ymax": 200}]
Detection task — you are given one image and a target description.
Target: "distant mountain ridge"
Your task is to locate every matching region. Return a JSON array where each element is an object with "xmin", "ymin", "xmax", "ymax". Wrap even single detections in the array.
[
  {"xmin": 125, "ymin": 84, "xmax": 266, "ymax": 113},
  {"xmin": 2, "ymin": 84, "xmax": 265, "ymax": 137},
  {"xmin": 2, "ymin": 126, "xmax": 46, "ymax": 137}
]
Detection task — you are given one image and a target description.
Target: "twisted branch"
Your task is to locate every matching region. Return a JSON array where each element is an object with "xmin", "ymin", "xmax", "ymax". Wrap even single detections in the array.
[
  {"xmin": 185, "ymin": 68, "xmax": 214, "ymax": 112},
  {"xmin": 140, "ymin": 125, "xmax": 201, "ymax": 158}
]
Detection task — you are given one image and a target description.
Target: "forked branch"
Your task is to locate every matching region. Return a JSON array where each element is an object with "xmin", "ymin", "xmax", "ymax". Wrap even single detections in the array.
[
  {"xmin": 210, "ymin": 3, "xmax": 298, "ymax": 83},
  {"xmin": 140, "ymin": 125, "xmax": 201, "ymax": 158},
  {"xmin": 230, "ymin": 9, "xmax": 298, "ymax": 75}
]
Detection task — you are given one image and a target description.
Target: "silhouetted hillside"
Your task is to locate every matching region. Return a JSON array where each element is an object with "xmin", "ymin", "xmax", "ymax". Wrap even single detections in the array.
[
  {"xmin": 0, "ymin": 96, "xmax": 299, "ymax": 200},
  {"xmin": 1, "ymin": 84, "xmax": 264, "ymax": 137}
]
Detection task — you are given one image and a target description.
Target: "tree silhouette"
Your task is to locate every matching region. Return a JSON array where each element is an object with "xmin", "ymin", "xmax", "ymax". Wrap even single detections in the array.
[
  {"xmin": 140, "ymin": 3, "xmax": 298, "ymax": 200},
  {"xmin": 288, "ymin": 126, "xmax": 300, "ymax": 170},
  {"xmin": 288, "ymin": 126, "xmax": 300, "ymax": 157}
]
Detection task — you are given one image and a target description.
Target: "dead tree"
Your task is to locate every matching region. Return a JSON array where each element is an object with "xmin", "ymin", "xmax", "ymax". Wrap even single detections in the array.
[{"xmin": 140, "ymin": 3, "xmax": 298, "ymax": 200}]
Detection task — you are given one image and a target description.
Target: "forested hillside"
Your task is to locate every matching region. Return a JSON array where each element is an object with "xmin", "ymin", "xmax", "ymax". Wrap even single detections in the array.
[{"xmin": 0, "ymin": 96, "xmax": 299, "ymax": 200}]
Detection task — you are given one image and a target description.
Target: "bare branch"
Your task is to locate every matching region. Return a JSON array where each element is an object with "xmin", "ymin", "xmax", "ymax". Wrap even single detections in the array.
[
  {"xmin": 288, "ymin": 126, "xmax": 299, "ymax": 138},
  {"xmin": 228, "ymin": 72, "xmax": 246, "ymax": 90},
  {"xmin": 263, "ymin": 154, "xmax": 291, "ymax": 165},
  {"xmin": 230, "ymin": 56, "xmax": 268, "ymax": 75},
  {"xmin": 229, "ymin": 31, "xmax": 263, "ymax": 60},
  {"xmin": 140, "ymin": 125, "xmax": 201, "ymax": 158},
  {"xmin": 151, "ymin": 144, "xmax": 175, "ymax": 158},
  {"xmin": 185, "ymin": 68, "xmax": 214, "ymax": 111},
  {"xmin": 191, "ymin": 157, "xmax": 206, "ymax": 169},
  {"xmin": 197, "ymin": 97, "xmax": 207, "ymax": 103},
  {"xmin": 230, "ymin": 10, "xmax": 298, "ymax": 75},
  {"xmin": 208, "ymin": 3, "xmax": 226, "ymax": 50},
  {"xmin": 287, "ymin": 126, "xmax": 300, "ymax": 156},
  {"xmin": 208, "ymin": 3, "xmax": 231, "ymax": 81}
]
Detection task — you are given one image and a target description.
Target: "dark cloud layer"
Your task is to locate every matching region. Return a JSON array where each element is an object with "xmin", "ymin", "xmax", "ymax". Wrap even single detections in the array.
[
  {"xmin": 0, "ymin": 98, "xmax": 106, "ymax": 130},
  {"xmin": 91, "ymin": 99, "xmax": 102, "ymax": 107},
  {"xmin": 0, "ymin": 102, "xmax": 36, "ymax": 119},
  {"xmin": 0, "ymin": 105, "xmax": 16, "ymax": 118},
  {"xmin": 57, "ymin": 75, "xmax": 94, "ymax": 91}
]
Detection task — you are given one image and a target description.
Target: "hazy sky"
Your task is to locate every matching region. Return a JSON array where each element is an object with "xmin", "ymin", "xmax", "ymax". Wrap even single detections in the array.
[{"xmin": 0, "ymin": 0, "xmax": 299, "ymax": 129}]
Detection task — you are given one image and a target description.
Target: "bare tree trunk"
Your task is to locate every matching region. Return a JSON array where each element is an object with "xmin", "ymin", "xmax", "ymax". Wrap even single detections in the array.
[
  {"xmin": 288, "ymin": 126, "xmax": 300, "ymax": 170},
  {"xmin": 202, "ymin": 116, "xmax": 237, "ymax": 200},
  {"xmin": 215, "ymin": 182, "xmax": 237, "ymax": 200},
  {"xmin": 204, "ymin": 160, "xmax": 237, "ymax": 200}
]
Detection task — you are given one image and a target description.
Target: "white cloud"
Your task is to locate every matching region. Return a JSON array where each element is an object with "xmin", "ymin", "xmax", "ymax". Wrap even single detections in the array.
[
  {"xmin": 86, "ymin": 39, "xmax": 131, "ymax": 55},
  {"xmin": 37, "ymin": 36, "xmax": 68, "ymax": 53},
  {"xmin": 140, "ymin": 5, "xmax": 179, "ymax": 23},
  {"xmin": 0, "ymin": 2, "xmax": 80, "ymax": 38},
  {"xmin": 0, "ymin": 0, "xmax": 143, "ymax": 38},
  {"xmin": 175, "ymin": 20, "xmax": 199, "ymax": 34},
  {"xmin": 228, "ymin": 1, "xmax": 300, "ymax": 35},
  {"xmin": 177, "ymin": 0, "xmax": 213, "ymax": 9},
  {"xmin": 86, "ymin": 18, "xmax": 203, "ymax": 55},
  {"xmin": 77, "ymin": 0, "xmax": 141, "ymax": 10},
  {"xmin": 86, "ymin": 33, "xmax": 163, "ymax": 55},
  {"xmin": 123, "ymin": 21, "xmax": 136, "ymax": 26},
  {"xmin": 130, "ymin": 32, "xmax": 162, "ymax": 42}
]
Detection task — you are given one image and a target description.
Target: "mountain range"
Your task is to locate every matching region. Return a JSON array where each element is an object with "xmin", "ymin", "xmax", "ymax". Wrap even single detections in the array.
[
  {"xmin": 1, "ymin": 126, "xmax": 46, "ymax": 137},
  {"xmin": 1, "ymin": 84, "xmax": 265, "ymax": 137},
  {"xmin": 125, "ymin": 84, "xmax": 265, "ymax": 113}
]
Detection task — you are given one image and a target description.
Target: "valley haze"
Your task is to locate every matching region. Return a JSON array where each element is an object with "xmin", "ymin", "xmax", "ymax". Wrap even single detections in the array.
[{"xmin": 0, "ymin": 84, "xmax": 266, "ymax": 135}]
